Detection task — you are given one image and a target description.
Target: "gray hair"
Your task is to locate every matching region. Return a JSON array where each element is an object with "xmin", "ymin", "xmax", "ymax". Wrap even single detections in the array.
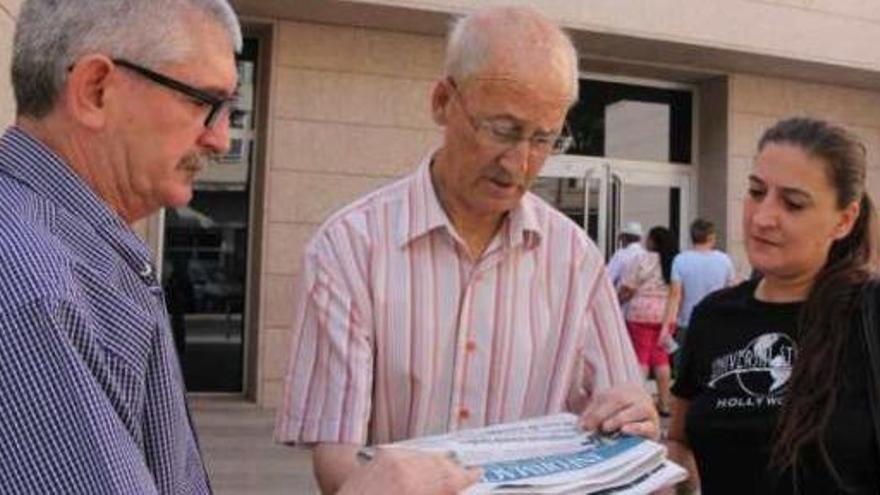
[
  {"xmin": 12, "ymin": 0, "xmax": 243, "ymax": 118},
  {"xmin": 444, "ymin": 6, "xmax": 579, "ymax": 103}
]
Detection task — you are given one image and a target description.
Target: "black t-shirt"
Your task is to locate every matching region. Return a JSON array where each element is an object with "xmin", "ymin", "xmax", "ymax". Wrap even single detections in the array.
[{"xmin": 672, "ymin": 279, "xmax": 879, "ymax": 494}]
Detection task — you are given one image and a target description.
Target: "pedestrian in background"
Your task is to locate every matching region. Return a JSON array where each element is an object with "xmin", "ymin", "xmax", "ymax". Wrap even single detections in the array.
[
  {"xmin": 619, "ymin": 226, "xmax": 679, "ymax": 416},
  {"xmin": 608, "ymin": 221, "xmax": 645, "ymax": 288},
  {"xmin": 661, "ymin": 218, "xmax": 736, "ymax": 372}
]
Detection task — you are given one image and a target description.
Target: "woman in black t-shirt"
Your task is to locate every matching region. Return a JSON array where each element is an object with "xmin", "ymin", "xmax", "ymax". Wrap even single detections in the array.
[{"xmin": 667, "ymin": 117, "xmax": 880, "ymax": 494}]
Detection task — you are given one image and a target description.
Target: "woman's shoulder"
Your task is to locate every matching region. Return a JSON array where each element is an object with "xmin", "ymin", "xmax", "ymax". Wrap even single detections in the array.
[{"xmin": 692, "ymin": 278, "xmax": 758, "ymax": 315}]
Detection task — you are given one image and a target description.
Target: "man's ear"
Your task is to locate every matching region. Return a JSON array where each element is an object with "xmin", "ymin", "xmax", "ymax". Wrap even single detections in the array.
[
  {"xmin": 430, "ymin": 79, "xmax": 452, "ymax": 126},
  {"xmin": 63, "ymin": 55, "xmax": 114, "ymax": 130}
]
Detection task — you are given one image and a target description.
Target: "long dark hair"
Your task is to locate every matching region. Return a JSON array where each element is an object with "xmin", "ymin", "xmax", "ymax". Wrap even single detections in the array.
[
  {"xmin": 765, "ymin": 118, "xmax": 880, "ymax": 477},
  {"xmin": 646, "ymin": 226, "xmax": 677, "ymax": 284}
]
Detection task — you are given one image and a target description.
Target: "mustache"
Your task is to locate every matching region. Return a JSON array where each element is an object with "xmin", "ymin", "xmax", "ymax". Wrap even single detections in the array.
[
  {"xmin": 179, "ymin": 154, "xmax": 216, "ymax": 170},
  {"xmin": 486, "ymin": 166, "xmax": 523, "ymax": 186}
]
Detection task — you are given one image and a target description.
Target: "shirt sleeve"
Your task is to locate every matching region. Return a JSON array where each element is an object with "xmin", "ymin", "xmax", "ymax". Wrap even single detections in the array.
[
  {"xmin": 0, "ymin": 298, "xmax": 159, "ymax": 494},
  {"xmin": 619, "ymin": 252, "xmax": 644, "ymax": 290},
  {"xmin": 275, "ymin": 229, "xmax": 373, "ymax": 446},
  {"xmin": 571, "ymin": 255, "xmax": 643, "ymax": 409},
  {"xmin": 606, "ymin": 252, "xmax": 623, "ymax": 286},
  {"xmin": 671, "ymin": 254, "xmax": 683, "ymax": 282}
]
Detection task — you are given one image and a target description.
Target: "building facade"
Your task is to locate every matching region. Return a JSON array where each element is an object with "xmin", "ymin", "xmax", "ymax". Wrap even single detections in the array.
[{"xmin": 1, "ymin": 0, "xmax": 880, "ymax": 408}]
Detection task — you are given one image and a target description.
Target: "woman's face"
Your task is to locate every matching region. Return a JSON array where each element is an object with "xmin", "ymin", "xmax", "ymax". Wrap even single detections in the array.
[{"xmin": 744, "ymin": 142, "xmax": 858, "ymax": 280}]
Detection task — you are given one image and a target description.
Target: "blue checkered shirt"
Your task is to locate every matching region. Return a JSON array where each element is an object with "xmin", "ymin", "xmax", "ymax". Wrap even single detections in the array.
[{"xmin": 0, "ymin": 127, "xmax": 210, "ymax": 494}]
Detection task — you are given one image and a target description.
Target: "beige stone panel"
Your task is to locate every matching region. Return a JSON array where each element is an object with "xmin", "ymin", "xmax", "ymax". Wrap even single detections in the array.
[
  {"xmin": 274, "ymin": 68, "xmax": 436, "ymax": 129},
  {"xmin": 278, "ymin": 21, "xmax": 444, "ymax": 80},
  {"xmin": 784, "ymin": 82, "xmax": 867, "ymax": 124},
  {"xmin": 260, "ymin": 327, "xmax": 293, "ymax": 383},
  {"xmin": 259, "ymin": 379, "xmax": 284, "ymax": 409},
  {"xmin": 730, "ymin": 113, "xmax": 777, "ymax": 158},
  {"xmin": 850, "ymin": 125, "xmax": 880, "ymax": 168},
  {"xmin": 867, "ymin": 165, "xmax": 880, "ymax": 201},
  {"xmin": 727, "ymin": 198, "xmax": 745, "ymax": 244},
  {"xmin": 264, "ymin": 222, "xmax": 317, "ymax": 276},
  {"xmin": 271, "ymin": 119, "xmax": 441, "ymax": 176},
  {"xmin": 267, "ymin": 170, "xmax": 392, "ymax": 224},
  {"xmin": 262, "ymin": 273, "xmax": 298, "ymax": 328},
  {"xmin": 0, "ymin": 12, "xmax": 15, "ymax": 127},
  {"xmin": 726, "ymin": 156, "xmax": 752, "ymax": 200},
  {"xmin": 731, "ymin": 75, "xmax": 880, "ymax": 128},
  {"xmin": 729, "ymin": 75, "xmax": 793, "ymax": 116}
]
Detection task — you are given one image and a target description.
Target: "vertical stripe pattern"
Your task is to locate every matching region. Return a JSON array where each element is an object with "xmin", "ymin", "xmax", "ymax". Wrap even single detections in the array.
[{"xmin": 276, "ymin": 152, "xmax": 641, "ymax": 445}]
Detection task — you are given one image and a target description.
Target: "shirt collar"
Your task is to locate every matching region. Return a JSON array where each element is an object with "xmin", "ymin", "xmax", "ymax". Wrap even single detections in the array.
[
  {"xmin": 397, "ymin": 150, "xmax": 543, "ymax": 251},
  {"xmin": 0, "ymin": 126, "xmax": 156, "ymax": 276}
]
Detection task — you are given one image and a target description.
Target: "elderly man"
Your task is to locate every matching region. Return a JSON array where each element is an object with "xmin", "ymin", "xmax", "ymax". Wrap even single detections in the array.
[
  {"xmin": 0, "ymin": 1, "xmax": 472, "ymax": 493},
  {"xmin": 276, "ymin": 6, "xmax": 657, "ymax": 493}
]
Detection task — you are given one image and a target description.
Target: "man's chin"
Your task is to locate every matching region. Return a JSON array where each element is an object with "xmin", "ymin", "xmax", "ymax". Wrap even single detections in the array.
[{"xmin": 163, "ymin": 188, "xmax": 195, "ymax": 210}]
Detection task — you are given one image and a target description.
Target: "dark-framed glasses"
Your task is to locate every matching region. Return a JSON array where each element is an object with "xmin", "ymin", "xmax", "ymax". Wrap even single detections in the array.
[
  {"xmin": 448, "ymin": 78, "xmax": 575, "ymax": 156},
  {"xmin": 113, "ymin": 58, "xmax": 237, "ymax": 129}
]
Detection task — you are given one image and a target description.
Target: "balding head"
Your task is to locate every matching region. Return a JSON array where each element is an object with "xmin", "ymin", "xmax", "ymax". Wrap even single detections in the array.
[{"xmin": 445, "ymin": 6, "xmax": 579, "ymax": 104}]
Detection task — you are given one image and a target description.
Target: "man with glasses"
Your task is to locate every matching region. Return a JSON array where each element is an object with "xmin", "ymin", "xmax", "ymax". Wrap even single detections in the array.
[
  {"xmin": 276, "ymin": 6, "xmax": 657, "ymax": 493},
  {"xmin": 0, "ymin": 1, "xmax": 239, "ymax": 493},
  {"xmin": 0, "ymin": 1, "xmax": 473, "ymax": 494}
]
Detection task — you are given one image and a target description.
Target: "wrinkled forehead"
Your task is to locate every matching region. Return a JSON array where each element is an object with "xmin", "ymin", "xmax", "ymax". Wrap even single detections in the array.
[{"xmin": 463, "ymin": 74, "xmax": 572, "ymax": 110}]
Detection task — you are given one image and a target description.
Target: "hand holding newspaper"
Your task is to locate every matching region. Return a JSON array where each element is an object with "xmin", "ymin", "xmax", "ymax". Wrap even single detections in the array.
[{"xmin": 360, "ymin": 413, "xmax": 686, "ymax": 494}]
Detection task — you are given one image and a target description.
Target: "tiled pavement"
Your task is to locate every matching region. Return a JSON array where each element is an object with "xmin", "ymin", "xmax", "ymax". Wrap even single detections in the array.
[{"xmin": 190, "ymin": 395, "xmax": 318, "ymax": 494}]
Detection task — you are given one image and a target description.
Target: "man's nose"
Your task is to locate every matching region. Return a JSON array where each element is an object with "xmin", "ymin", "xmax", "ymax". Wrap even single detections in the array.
[
  {"xmin": 498, "ymin": 138, "xmax": 532, "ymax": 176},
  {"xmin": 198, "ymin": 115, "xmax": 232, "ymax": 155}
]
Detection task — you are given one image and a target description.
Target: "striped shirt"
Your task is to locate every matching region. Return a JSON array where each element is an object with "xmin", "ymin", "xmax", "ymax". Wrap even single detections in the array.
[
  {"xmin": 0, "ymin": 127, "xmax": 209, "ymax": 494},
  {"xmin": 275, "ymin": 152, "xmax": 641, "ymax": 446}
]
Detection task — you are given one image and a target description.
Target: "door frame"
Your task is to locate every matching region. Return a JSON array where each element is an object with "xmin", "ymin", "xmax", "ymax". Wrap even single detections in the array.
[{"xmin": 540, "ymin": 155, "xmax": 695, "ymax": 258}]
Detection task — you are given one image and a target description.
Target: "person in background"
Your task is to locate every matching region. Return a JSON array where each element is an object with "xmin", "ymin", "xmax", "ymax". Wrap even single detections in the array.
[
  {"xmin": 608, "ymin": 221, "xmax": 646, "ymax": 288},
  {"xmin": 275, "ymin": 6, "xmax": 657, "ymax": 494},
  {"xmin": 667, "ymin": 117, "xmax": 880, "ymax": 493},
  {"xmin": 660, "ymin": 218, "xmax": 736, "ymax": 371},
  {"xmin": 0, "ymin": 1, "xmax": 472, "ymax": 493},
  {"xmin": 619, "ymin": 226, "xmax": 678, "ymax": 417}
]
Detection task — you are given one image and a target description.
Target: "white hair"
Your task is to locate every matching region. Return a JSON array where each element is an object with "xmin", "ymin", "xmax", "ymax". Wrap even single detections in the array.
[
  {"xmin": 444, "ymin": 6, "xmax": 579, "ymax": 103},
  {"xmin": 12, "ymin": 0, "xmax": 243, "ymax": 118}
]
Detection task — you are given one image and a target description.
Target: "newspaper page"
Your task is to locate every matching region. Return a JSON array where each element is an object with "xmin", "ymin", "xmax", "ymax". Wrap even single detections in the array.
[{"xmin": 362, "ymin": 413, "xmax": 686, "ymax": 494}]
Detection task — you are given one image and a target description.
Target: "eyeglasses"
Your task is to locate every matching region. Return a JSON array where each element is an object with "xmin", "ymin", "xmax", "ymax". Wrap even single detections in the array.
[
  {"xmin": 113, "ymin": 58, "xmax": 237, "ymax": 129},
  {"xmin": 447, "ymin": 78, "xmax": 574, "ymax": 156}
]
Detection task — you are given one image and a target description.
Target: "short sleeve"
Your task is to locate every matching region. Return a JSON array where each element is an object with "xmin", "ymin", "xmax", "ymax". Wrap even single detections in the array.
[
  {"xmin": 671, "ymin": 254, "xmax": 683, "ymax": 282},
  {"xmin": 274, "ymin": 231, "xmax": 374, "ymax": 446}
]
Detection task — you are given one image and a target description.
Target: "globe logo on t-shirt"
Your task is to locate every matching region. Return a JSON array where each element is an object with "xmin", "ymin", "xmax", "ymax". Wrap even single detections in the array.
[{"xmin": 708, "ymin": 332, "xmax": 797, "ymax": 399}]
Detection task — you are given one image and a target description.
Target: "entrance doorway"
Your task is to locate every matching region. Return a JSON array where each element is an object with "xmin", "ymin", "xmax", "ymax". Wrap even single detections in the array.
[
  {"xmin": 533, "ymin": 76, "xmax": 695, "ymax": 257},
  {"xmin": 534, "ymin": 157, "xmax": 692, "ymax": 259},
  {"xmin": 159, "ymin": 36, "xmax": 262, "ymax": 392}
]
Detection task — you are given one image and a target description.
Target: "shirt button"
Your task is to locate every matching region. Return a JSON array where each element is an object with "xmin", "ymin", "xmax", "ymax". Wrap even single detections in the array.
[
  {"xmin": 465, "ymin": 340, "xmax": 477, "ymax": 352},
  {"xmin": 459, "ymin": 408, "xmax": 470, "ymax": 420},
  {"xmin": 140, "ymin": 263, "xmax": 153, "ymax": 278}
]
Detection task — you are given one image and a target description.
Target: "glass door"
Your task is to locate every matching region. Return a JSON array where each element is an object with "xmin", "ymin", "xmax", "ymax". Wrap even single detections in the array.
[
  {"xmin": 536, "ymin": 156, "xmax": 692, "ymax": 259},
  {"xmin": 160, "ymin": 37, "xmax": 261, "ymax": 392}
]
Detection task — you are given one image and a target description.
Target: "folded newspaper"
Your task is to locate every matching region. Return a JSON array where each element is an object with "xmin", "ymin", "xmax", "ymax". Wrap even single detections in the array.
[{"xmin": 360, "ymin": 413, "xmax": 686, "ymax": 494}]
